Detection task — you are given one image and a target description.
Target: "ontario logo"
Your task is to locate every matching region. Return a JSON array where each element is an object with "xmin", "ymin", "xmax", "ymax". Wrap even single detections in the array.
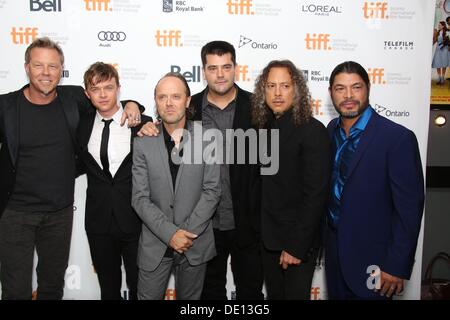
[
  {"xmin": 238, "ymin": 35, "xmax": 277, "ymax": 50},
  {"xmin": 373, "ymin": 104, "xmax": 410, "ymax": 118}
]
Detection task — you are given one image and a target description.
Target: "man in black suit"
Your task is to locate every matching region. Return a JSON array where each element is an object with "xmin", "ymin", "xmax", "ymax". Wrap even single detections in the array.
[
  {"xmin": 78, "ymin": 62, "xmax": 152, "ymax": 300},
  {"xmin": 0, "ymin": 37, "xmax": 142, "ymax": 300},
  {"xmin": 251, "ymin": 60, "xmax": 331, "ymax": 299},
  {"xmin": 139, "ymin": 41, "xmax": 264, "ymax": 300}
]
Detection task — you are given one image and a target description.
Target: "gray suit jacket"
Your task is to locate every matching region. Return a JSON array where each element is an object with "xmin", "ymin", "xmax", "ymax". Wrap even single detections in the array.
[{"xmin": 132, "ymin": 121, "xmax": 221, "ymax": 272}]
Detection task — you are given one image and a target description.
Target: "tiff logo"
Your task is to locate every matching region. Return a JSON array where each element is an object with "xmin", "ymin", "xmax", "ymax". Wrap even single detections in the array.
[
  {"xmin": 30, "ymin": 0, "xmax": 62, "ymax": 11},
  {"xmin": 311, "ymin": 287, "xmax": 321, "ymax": 300},
  {"xmin": 311, "ymin": 99, "xmax": 323, "ymax": 116},
  {"xmin": 235, "ymin": 65, "xmax": 249, "ymax": 82},
  {"xmin": 84, "ymin": 0, "xmax": 112, "ymax": 11},
  {"xmin": 11, "ymin": 27, "xmax": 39, "ymax": 45},
  {"xmin": 363, "ymin": 2, "xmax": 388, "ymax": 19},
  {"xmin": 155, "ymin": 30, "xmax": 182, "ymax": 47},
  {"xmin": 165, "ymin": 289, "xmax": 176, "ymax": 300},
  {"xmin": 305, "ymin": 33, "xmax": 331, "ymax": 50},
  {"xmin": 227, "ymin": 0, "xmax": 254, "ymax": 15},
  {"xmin": 367, "ymin": 68, "xmax": 385, "ymax": 84}
]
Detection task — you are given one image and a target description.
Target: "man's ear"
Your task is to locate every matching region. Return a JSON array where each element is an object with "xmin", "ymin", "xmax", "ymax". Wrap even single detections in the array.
[
  {"xmin": 84, "ymin": 90, "xmax": 90, "ymax": 99},
  {"xmin": 186, "ymin": 96, "xmax": 191, "ymax": 108},
  {"xmin": 24, "ymin": 63, "xmax": 30, "ymax": 77}
]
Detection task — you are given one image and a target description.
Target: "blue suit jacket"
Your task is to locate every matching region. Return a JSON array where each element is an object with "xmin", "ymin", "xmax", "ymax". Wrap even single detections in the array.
[{"xmin": 327, "ymin": 111, "xmax": 424, "ymax": 298}]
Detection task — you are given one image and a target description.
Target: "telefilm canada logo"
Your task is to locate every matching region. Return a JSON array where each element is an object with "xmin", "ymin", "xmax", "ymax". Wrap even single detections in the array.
[
  {"xmin": 384, "ymin": 40, "xmax": 414, "ymax": 51},
  {"xmin": 238, "ymin": 35, "xmax": 277, "ymax": 50}
]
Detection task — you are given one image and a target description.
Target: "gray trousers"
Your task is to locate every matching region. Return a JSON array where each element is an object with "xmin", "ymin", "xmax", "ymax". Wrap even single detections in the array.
[
  {"xmin": 138, "ymin": 253, "xmax": 206, "ymax": 300},
  {"xmin": 0, "ymin": 206, "xmax": 73, "ymax": 300}
]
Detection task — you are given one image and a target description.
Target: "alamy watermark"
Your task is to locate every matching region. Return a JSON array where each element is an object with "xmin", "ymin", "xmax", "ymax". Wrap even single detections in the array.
[{"xmin": 170, "ymin": 121, "xmax": 279, "ymax": 175}]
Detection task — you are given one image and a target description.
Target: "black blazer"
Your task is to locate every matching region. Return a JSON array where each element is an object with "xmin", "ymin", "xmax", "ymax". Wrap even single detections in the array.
[
  {"xmin": 260, "ymin": 111, "xmax": 331, "ymax": 261},
  {"xmin": 0, "ymin": 85, "xmax": 93, "ymax": 217},
  {"xmin": 190, "ymin": 85, "xmax": 261, "ymax": 247},
  {"xmin": 77, "ymin": 112, "xmax": 152, "ymax": 235}
]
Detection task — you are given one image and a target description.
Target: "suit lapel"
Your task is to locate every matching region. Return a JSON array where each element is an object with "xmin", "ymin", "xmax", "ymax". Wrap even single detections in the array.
[
  {"xmin": 173, "ymin": 121, "xmax": 193, "ymax": 196},
  {"xmin": 345, "ymin": 112, "xmax": 379, "ymax": 180},
  {"xmin": 57, "ymin": 87, "xmax": 79, "ymax": 146},
  {"xmin": 79, "ymin": 113, "xmax": 96, "ymax": 150},
  {"xmin": 157, "ymin": 124, "xmax": 175, "ymax": 198}
]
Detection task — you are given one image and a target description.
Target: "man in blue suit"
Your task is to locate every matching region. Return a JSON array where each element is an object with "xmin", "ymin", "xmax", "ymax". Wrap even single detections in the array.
[{"xmin": 325, "ymin": 61, "xmax": 425, "ymax": 299}]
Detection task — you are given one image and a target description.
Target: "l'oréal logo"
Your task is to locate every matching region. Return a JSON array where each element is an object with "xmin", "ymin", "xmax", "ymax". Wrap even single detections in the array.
[{"xmin": 300, "ymin": 4, "xmax": 342, "ymax": 16}]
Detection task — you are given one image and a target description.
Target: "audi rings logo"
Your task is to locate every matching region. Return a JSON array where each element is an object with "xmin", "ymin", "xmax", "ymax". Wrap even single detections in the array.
[{"xmin": 98, "ymin": 31, "xmax": 127, "ymax": 41}]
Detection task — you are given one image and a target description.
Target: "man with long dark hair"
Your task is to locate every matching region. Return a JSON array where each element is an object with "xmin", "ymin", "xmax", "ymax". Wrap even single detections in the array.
[
  {"xmin": 325, "ymin": 61, "xmax": 424, "ymax": 299},
  {"xmin": 252, "ymin": 60, "xmax": 331, "ymax": 299}
]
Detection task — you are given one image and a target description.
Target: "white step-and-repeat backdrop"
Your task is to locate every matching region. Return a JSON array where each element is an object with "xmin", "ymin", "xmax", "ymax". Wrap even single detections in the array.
[{"xmin": 0, "ymin": 0, "xmax": 434, "ymax": 299}]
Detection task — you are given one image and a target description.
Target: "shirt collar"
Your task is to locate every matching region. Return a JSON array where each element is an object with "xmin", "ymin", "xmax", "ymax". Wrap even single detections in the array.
[
  {"xmin": 95, "ymin": 103, "xmax": 123, "ymax": 124},
  {"xmin": 201, "ymin": 85, "xmax": 238, "ymax": 111}
]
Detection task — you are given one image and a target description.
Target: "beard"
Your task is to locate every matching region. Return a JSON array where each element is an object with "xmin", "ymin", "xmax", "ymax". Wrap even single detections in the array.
[{"xmin": 334, "ymin": 99, "xmax": 369, "ymax": 119}]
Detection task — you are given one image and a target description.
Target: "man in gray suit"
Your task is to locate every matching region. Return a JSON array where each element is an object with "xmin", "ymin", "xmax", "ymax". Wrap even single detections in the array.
[{"xmin": 132, "ymin": 72, "xmax": 221, "ymax": 300}]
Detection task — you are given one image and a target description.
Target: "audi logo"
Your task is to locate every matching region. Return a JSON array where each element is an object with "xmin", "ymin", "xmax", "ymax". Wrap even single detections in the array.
[{"xmin": 98, "ymin": 31, "xmax": 127, "ymax": 41}]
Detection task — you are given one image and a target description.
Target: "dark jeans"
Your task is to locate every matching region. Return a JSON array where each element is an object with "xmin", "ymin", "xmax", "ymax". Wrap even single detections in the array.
[
  {"xmin": 261, "ymin": 244, "xmax": 318, "ymax": 300},
  {"xmin": 0, "ymin": 206, "xmax": 73, "ymax": 300},
  {"xmin": 87, "ymin": 217, "xmax": 139, "ymax": 300},
  {"xmin": 201, "ymin": 228, "xmax": 264, "ymax": 300}
]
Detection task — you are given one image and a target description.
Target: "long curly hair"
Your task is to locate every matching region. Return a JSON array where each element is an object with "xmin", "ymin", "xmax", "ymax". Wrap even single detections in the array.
[{"xmin": 252, "ymin": 60, "xmax": 311, "ymax": 128}]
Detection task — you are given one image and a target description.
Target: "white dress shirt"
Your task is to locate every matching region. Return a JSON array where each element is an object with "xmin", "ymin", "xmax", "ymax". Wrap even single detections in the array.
[{"xmin": 88, "ymin": 106, "xmax": 131, "ymax": 177}]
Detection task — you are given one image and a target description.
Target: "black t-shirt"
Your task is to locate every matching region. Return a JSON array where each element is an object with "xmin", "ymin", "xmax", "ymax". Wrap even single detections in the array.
[{"xmin": 8, "ymin": 92, "xmax": 76, "ymax": 212}]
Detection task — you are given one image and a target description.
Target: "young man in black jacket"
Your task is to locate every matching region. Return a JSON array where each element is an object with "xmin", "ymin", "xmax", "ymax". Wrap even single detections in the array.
[{"xmin": 77, "ymin": 62, "xmax": 152, "ymax": 300}]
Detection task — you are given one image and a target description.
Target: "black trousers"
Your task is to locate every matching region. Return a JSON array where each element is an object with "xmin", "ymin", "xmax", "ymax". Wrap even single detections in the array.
[
  {"xmin": 261, "ymin": 244, "xmax": 318, "ymax": 300},
  {"xmin": 201, "ymin": 228, "xmax": 264, "ymax": 300},
  {"xmin": 0, "ymin": 206, "xmax": 73, "ymax": 300},
  {"xmin": 87, "ymin": 217, "xmax": 140, "ymax": 300}
]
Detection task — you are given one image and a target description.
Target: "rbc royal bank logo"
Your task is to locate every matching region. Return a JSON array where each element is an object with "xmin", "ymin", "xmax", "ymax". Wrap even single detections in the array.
[{"xmin": 163, "ymin": 0, "xmax": 173, "ymax": 12}]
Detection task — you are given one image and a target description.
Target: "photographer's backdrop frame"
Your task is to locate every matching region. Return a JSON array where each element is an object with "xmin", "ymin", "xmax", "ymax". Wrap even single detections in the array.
[{"xmin": 0, "ymin": 0, "xmax": 434, "ymax": 299}]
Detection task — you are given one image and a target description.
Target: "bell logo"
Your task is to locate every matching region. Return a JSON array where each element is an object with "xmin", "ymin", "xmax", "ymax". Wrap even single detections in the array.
[
  {"xmin": 367, "ymin": 68, "xmax": 386, "ymax": 84},
  {"xmin": 311, "ymin": 99, "xmax": 323, "ymax": 116},
  {"xmin": 155, "ymin": 30, "xmax": 182, "ymax": 47},
  {"xmin": 227, "ymin": 0, "xmax": 254, "ymax": 15},
  {"xmin": 235, "ymin": 64, "xmax": 250, "ymax": 82},
  {"xmin": 30, "ymin": 0, "xmax": 62, "ymax": 12},
  {"xmin": 363, "ymin": 2, "xmax": 388, "ymax": 19},
  {"xmin": 305, "ymin": 33, "xmax": 332, "ymax": 50},
  {"xmin": 11, "ymin": 27, "xmax": 39, "ymax": 45},
  {"xmin": 170, "ymin": 65, "xmax": 201, "ymax": 82},
  {"xmin": 84, "ymin": 0, "xmax": 112, "ymax": 11}
]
